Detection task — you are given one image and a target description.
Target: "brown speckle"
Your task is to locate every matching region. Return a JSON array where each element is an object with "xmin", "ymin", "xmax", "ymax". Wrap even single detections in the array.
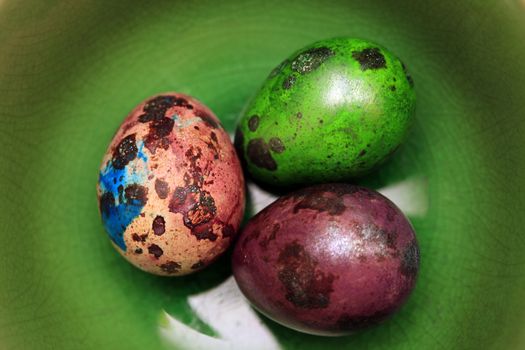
[
  {"xmin": 358, "ymin": 149, "xmax": 367, "ymax": 157},
  {"xmin": 134, "ymin": 248, "xmax": 143, "ymax": 254},
  {"xmin": 248, "ymin": 115, "xmax": 260, "ymax": 132},
  {"xmin": 132, "ymin": 233, "xmax": 148, "ymax": 242},
  {"xmin": 282, "ymin": 75, "xmax": 296, "ymax": 89},
  {"xmin": 188, "ymin": 192, "xmax": 216, "ymax": 228},
  {"xmin": 112, "ymin": 134, "xmax": 138, "ymax": 169},
  {"xmin": 206, "ymin": 131, "xmax": 221, "ymax": 160},
  {"xmin": 247, "ymin": 138, "xmax": 277, "ymax": 171},
  {"xmin": 191, "ymin": 226, "xmax": 218, "ymax": 241},
  {"xmin": 152, "ymin": 216, "xmax": 166, "ymax": 236},
  {"xmin": 195, "ymin": 110, "xmax": 220, "ymax": 129},
  {"xmin": 155, "ymin": 179, "xmax": 169, "ymax": 199},
  {"xmin": 137, "ymin": 95, "xmax": 194, "ymax": 153},
  {"xmin": 170, "ymin": 186, "xmax": 217, "ymax": 232},
  {"xmin": 400, "ymin": 240, "xmax": 419, "ymax": 277},
  {"xmin": 168, "ymin": 146, "xmax": 218, "ymax": 242},
  {"xmin": 243, "ymin": 229, "xmax": 261, "ymax": 248},
  {"xmin": 99, "ymin": 192, "xmax": 115, "ymax": 217},
  {"xmin": 352, "ymin": 48, "xmax": 386, "ymax": 70},
  {"xmin": 291, "ymin": 47, "xmax": 334, "ymax": 74},
  {"xmin": 117, "ymin": 185, "xmax": 124, "ymax": 203},
  {"xmin": 148, "ymin": 244, "xmax": 163, "ymax": 259},
  {"xmin": 293, "ymin": 193, "xmax": 345, "ymax": 216},
  {"xmin": 160, "ymin": 261, "xmax": 181, "ymax": 274},
  {"xmin": 138, "ymin": 95, "xmax": 177, "ymax": 123},
  {"xmin": 259, "ymin": 223, "xmax": 280, "ymax": 249},
  {"xmin": 277, "ymin": 241, "xmax": 335, "ymax": 309},
  {"xmin": 124, "ymin": 184, "xmax": 148, "ymax": 206},
  {"xmin": 222, "ymin": 224, "xmax": 235, "ymax": 238},
  {"xmin": 191, "ymin": 261, "xmax": 205, "ymax": 270},
  {"xmin": 144, "ymin": 117, "xmax": 174, "ymax": 154},
  {"xmin": 402, "ymin": 62, "xmax": 414, "ymax": 86},
  {"xmin": 310, "ymin": 183, "xmax": 359, "ymax": 197},
  {"xmin": 269, "ymin": 137, "xmax": 285, "ymax": 153}
]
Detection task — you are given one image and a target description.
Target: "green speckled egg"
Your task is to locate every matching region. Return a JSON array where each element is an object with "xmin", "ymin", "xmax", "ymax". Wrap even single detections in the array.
[{"xmin": 235, "ymin": 37, "xmax": 416, "ymax": 187}]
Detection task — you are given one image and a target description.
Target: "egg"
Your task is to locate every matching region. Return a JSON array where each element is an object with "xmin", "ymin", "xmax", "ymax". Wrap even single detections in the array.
[
  {"xmin": 97, "ymin": 93, "xmax": 245, "ymax": 276},
  {"xmin": 235, "ymin": 38, "xmax": 416, "ymax": 187},
  {"xmin": 232, "ymin": 184, "xmax": 419, "ymax": 335}
]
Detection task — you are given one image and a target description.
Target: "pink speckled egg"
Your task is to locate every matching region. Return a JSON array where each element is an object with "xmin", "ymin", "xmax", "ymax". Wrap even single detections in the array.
[
  {"xmin": 97, "ymin": 93, "xmax": 245, "ymax": 276},
  {"xmin": 232, "ymin": 183, "xmax": 419, "ymax": 335}
]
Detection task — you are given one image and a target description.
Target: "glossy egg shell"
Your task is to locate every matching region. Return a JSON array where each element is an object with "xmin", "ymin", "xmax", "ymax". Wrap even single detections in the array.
[
  {"xmin": 235, "ymin": 37, "xmax": 416, "ymax": 187},
  {"xmin": 232, "ymin": 184, "xmax": 419, "ymax": 335},
  {"xmin": 97, "ymin": 93, "xmax": 245, "ymax": 276}
]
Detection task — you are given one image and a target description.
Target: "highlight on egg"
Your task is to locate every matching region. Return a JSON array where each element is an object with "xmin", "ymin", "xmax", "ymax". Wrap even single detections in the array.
[{"xmin": 97, "ymin": 93, "xmax": 245, "ymax": 276}]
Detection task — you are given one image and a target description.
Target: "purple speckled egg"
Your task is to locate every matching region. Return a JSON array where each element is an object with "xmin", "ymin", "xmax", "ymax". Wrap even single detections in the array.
[{"xmin": 232, "ymin": 183, "xmax": 419, "ymax": 336}]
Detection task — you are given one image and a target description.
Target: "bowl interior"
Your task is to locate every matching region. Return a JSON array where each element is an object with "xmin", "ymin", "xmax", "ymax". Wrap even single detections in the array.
[{"xmin": 1, "ymin": 1, "xmax": 525, "ymax": 349}]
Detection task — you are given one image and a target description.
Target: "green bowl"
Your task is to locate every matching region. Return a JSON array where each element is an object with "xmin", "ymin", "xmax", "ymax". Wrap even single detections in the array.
[{"xmin": 1, "ymin": 1, "xmax": 525, "ymax": 349}]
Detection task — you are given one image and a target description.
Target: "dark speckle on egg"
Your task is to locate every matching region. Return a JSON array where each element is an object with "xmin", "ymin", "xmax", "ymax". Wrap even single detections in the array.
[
  {"xmin": 160, "ymin": 261, "xmax": 181, "ymax": 274},
  {"xmin": 402, "ymin": 62, "xmax": 415, "ymax": 86},
  {"xmin": 222, "ymin": 224, "xmax": 235, "ymax": 238},
  {"xmin": 247, "ymin": 138, "xmax": 277, "ymax": 171},
  {"xmin": 195, "ymin": 109, "xmax": 220, "ymax": 129},
  {"xmin": 144, "ymin": 117, "xmax": 174, "ymax": 154},
  {"xmin": 282, "ymin": 75, "xmax": 297, "ymax": 89},
  {"xmin": 148, "ymin": 244, "xmax": 163, "ymax": 259},
  {"xmin": 99, "ymin": 192, "xmax": 115, "ymax": 217},
  {"xmin": 124, "ymin": 184, "xmax": 148, "ymax": 206},
  {"xmin": 277, "ymin": 241, "xmax": 336, "ymax": 309},
  {"xmin": 352, "ymin": 48, "xmax": 386, "ymax": 70},
  {"xmin": 269, "ymin": 137, "xmax": 285, "ymax": 153},
  {"xmin": 132, "ymin": 233, "xmax": 148, "ymax": 242},
  {"xmin": 112, "ymin": 134, "xmax": 138, "ymax": 170},
  {"xmin": 291, "ymin": 47, "xmax": 334, "ymax": 74},
  {"xmin": 400, "ymin": 240, "xmax": 420, "ymax": 277},
  {"xmin": 191, "ymin": 260, "xmax": 205, "ymax": 270},
  {"xmin": 152, "ymin": 216, "xmax": 165, "ymax": 236},
  {"xmin": 154, "ymin": 178, "xmax": 169, "ymax": 199},
  {"xmin": 248, "ymin": 115, "xmax": 260, "ymax": 132}
]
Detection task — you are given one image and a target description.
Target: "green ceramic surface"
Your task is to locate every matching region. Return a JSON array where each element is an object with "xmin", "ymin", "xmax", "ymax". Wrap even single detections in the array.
[{"xmin": 1, "ymin": 1, "xmax": 525, "ymax": 349}]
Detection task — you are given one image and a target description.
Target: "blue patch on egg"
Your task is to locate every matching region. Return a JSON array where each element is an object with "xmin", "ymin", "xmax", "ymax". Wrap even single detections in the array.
[{"xmin": 99, "ymin": 141, "xmax": 149, "ymax": 251}]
